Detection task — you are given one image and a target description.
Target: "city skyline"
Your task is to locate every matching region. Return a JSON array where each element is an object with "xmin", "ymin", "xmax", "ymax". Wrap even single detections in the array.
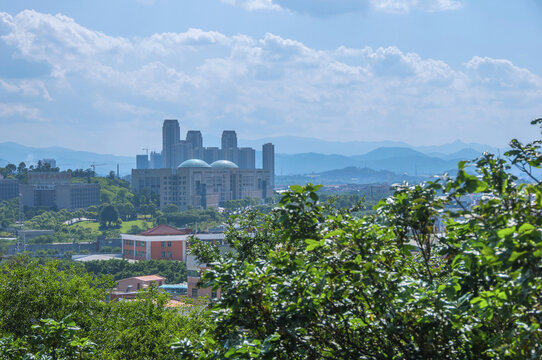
[{"xmin": 1, "ymin": 1, "xmax": 541, "ymax": 155}]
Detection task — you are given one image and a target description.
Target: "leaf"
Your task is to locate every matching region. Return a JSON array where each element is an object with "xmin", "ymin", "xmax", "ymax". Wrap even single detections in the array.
[
  {"xmin": 305, "ymin": 239, "xmax": 323, "ymax": 251},
  {"xmin": 497, "ymin": 227, "xmax": 516, "ymax": 238},
  {"xmin": 508, "ymin": 251, "xmax": 527, "ymax": 262},
  {"xmin": 518, "ymin": 223, "xmax": 535, "ymax": 234}
]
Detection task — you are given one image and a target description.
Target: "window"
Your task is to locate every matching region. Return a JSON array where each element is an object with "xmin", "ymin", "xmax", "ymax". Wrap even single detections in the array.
[
  {"xmin": 167, "ymin": 241, "xmax": 172, "ymax": 247},
  {"xmin": 161, "ymin": 251, "xmax": 165, "ymax": 258},
  {"xmin": 191, "ymin": 288, "xmax": 198, "ymax": 298},
  {"xmin": 211, "ymin": 291, "xmax": 217, "ymax": 299},
  {"xmin": 168, "ymin": 251, "xmax": 172, "ymax": 258},
  {"xmin": 161, "ymin": 241, "xmax": 166, "ymax": 247}
]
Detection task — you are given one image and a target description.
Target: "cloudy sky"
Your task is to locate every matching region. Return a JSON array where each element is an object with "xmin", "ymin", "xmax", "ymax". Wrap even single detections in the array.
[{"xmin": 1, "ymin": 0, "xmax": 541, "ymax": 155}]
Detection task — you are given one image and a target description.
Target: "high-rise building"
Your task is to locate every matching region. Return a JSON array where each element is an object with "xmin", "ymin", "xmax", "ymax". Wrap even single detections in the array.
[
  {"xmin": 162, "ymin": 119, "xmax": 180, "ymax": 168},
  {"xmin": 150, "ymin": 151, "xmax": 162, "ymax": 169},
  {"xmin": 238, "ymin": 147, "xmax": 255, "ymax": 169},
  {"xmin": 262, "ymin": 143, "xmax": 275, "ymax": 189},
  {"xmin": 221, "ymin": 131, "xmax": 238, "ymax": 163},
  {"xmin": 221, "ymin": 130, "xmax": 237, "ymax": 150},
  {"xmin": 136, "ymin": 154, "xmax": 149, "ymax": 169},
  {"xmin": 186, "ymin": 130, "xmax": 203, "ymax": 148},
  {"xmin": 203, "ymin": 147, "xmax": 221, "ymax": 164},
  {"xmin": 174, "ymin": 140, "xmax": 191, "ymax": 167}
]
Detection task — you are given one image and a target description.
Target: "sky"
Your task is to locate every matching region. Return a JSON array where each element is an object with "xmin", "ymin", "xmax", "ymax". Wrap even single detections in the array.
[{"xmin": 0, "ymin": 0, "xmax": 541, "ymax": 156}]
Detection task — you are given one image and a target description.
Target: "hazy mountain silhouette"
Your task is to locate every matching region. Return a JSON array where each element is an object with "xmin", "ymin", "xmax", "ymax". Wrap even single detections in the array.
[{"xmin": 0, "ymin": 142, "xmax": 134, "ymax": 175}]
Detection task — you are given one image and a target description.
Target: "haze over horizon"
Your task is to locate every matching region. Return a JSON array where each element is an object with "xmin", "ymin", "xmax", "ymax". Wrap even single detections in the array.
[{"xmin": 1, "ymin": 0, "xmax": 541, "ymax": 156}]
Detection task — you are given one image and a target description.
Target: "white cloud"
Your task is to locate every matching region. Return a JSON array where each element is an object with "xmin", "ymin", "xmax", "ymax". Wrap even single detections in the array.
[
  {"xmin": 220, "ymin": 0, "xmax": 280, "ymax": 11},
  {"xmin": 0, "ymin": 103, "xmax": 44, "ymax": 121},
  {"xmin": 370, "ymin": 0, "xmax": 463, "ymax": 13},
  {"xmin": 465, "ymin": 56, "xmax": 542, "ymax": 88},
  {"xmin": 220, "ymin": 0, "xmax": 463, "ymax": 15},
  {"xmin": 0, "ymin": 79, "xmax": 52, "ymax": 100},
  {"xmin": 0, "ymin": 9, "xmax": 540, "ymax": 152}
]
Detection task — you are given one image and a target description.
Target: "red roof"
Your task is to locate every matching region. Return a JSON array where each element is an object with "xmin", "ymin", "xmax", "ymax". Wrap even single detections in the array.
[{"xmin": 139, "ymin": 224, "xmax": 191, "ymax": 236}]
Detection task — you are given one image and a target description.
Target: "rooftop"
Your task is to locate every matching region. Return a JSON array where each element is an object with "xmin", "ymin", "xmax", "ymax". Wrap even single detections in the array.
[
  {"xmin": 210, "ymin": 160, "xmax": 239, "ymax": 168},
  {"xmin": 178, "ymin": 159, "xmax": 211, "ymax": 168},
  {"xmin": 132, "ymin": 275, "xmax": 166, "ymax": 282},
  {"xmin": 139, "ymin": 224, "xmax": 191, "ymax": 236}
]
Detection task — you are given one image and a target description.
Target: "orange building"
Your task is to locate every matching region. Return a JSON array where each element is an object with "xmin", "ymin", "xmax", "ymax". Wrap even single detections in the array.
[{"xmin": 121, "ymin": 224, "xmax": 224, "ymax": 261}]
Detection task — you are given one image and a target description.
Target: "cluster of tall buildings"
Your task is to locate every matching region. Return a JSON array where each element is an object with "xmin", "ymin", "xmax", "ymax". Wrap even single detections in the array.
[{"xmin": 132, "ymin": 119, "xmax": 275, "ymax": 211}]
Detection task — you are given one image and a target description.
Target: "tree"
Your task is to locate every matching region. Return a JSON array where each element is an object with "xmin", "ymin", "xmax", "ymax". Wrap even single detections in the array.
[
  {"xmin": 99, "ymin": 204, "xmax": 119, "ymax": 227},
  {"xmin": 164, "ymin": 203, "xmax": 179, "ymax": 214},
  {"xmin": 17, "ymin": 162, "xmax": 26, "ymax": 174},
  {"xmin": 0, "ymin": 256, "xmax": 113, "ymax": 338},
  {"xmin": 5, "ymin": 164, "xmax": 16, "ymax": 176},
  {"xmin": 175, "ymin": 120, "xmax": 542, "ymax": 359}
]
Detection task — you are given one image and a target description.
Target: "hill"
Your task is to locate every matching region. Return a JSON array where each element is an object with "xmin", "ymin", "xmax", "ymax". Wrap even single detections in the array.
[{"xmin": 0, "ymin": 142, "xmax": 134, "ymax": 176}]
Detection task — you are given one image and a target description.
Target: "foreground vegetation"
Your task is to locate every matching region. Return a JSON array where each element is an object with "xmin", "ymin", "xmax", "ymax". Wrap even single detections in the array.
[{"xmin": 0, "ymin": 120, "xmax": 540, "ymax": 359}]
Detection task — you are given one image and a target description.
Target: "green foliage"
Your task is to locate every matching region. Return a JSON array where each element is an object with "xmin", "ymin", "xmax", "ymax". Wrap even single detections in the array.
[
  {"xmin": 0, "ymin": 256, "xmax": 113, "ymax": 338},
  {"xmin": 0, "ymin": 257, "xmax": 209, "ymax": 360},
  {"xmin": 83, "ymin": 258, "xmax": 187, "ymax": 283},
  {"xmin": 98, "ymin": 203, "xmax": 119, "ymax": 227},
  {"xmin": 0, "ymin": 199, "xmax": 18, "ymax": 228},
  {"xmin": 0, "ymin": 317, "xmax": 95, "ymax": 360},
  {"xmin": 162, "ymin": 208, "xmax": 227, "ymax": 230},
  {"xmin": 176, "ymin": 121, "xmax": 542, "ymax": 359},
  {"xmin": 91, "ymin": 287, "xmax": 212, "ymax": 360}
]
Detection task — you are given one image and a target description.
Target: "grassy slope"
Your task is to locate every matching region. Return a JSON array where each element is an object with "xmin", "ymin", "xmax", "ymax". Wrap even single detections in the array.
[{"xmin": 68, "ymin": 219, "xmax": 152, "ymax": 233}]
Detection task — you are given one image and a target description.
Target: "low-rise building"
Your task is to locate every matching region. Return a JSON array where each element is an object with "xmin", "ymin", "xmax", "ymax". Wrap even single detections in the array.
[
  {"xmin": 19, "ymin": 172, "xmax": 99, "ymax": 209},
  {"xmin": 111, "ymin": 275, "xmax": 166, "ymax": 300},
  {"xmin": 0, "ymin": 178, "xmax": 19, "ymax": 201},
  {"xmin": 121, "ymin": 224, "xmax": 224, "ymax": 261}
]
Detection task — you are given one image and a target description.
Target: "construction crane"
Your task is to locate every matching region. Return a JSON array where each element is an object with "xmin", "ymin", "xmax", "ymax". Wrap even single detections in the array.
[
  {"xmin": 90, "ymin": 162, "xmax": 106, "ymax": 173},
  {"xmin": 142, "ymin": 147, "xmax": 149, "ymax": 155}
]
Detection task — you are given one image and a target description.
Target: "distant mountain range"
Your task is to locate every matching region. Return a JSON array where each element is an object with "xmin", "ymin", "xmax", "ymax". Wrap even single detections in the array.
[
  {"xmin": 0, "ymin": 142, "xmax": 134, "ymax": 176},
  {"xmin": 0, "ymin": 140, "xmax": 500, "ymax": 179},
  {"xmin": 242, "ymin": 136, "xmax": 501, "ymax": 156},
  {"xmin": 274, "ymin": 146, "xmax": 483, "ymax": 176},
  {"xmin": 276, "ymin": 166, "xmax": 430, "ymax": 186}
]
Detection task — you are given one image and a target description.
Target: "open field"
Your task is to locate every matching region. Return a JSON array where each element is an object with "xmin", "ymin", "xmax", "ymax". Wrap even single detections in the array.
[{"xmin": 68, "ymin": 219, "xmax": 153, "ymax": 233}]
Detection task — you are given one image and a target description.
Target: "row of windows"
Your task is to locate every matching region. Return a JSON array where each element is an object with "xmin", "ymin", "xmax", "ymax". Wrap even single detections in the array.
[
  {"xmin": 187, "ymin": 270, "xmax": 201, "ymax": 278},
  {"xmin": 161, "ymin": 241, "xmax": 173, "ymax": 247},
  {"xmin": 160, "ymin": 251, "xmax": 173, "ymax": 258},
  {"xmin": 123, "ymin": 240, "xmax": 147, "ymax": 247}
]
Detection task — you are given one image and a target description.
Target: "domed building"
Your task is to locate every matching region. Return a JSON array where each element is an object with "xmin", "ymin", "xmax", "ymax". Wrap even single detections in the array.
[
  {"xmin": 131, "ymin": 158, "xmax": 272, "ymax": 211},
  {"xmin": 210, "ymin": 160, "xmax": 239, "ymax": 168},
  {"xmin": 179, "ymin": 159, "xmax": 212, "ymax": 168},
  {"xmin": 132, "ymin": 120, "xmax": 274, "ymax": 211}
]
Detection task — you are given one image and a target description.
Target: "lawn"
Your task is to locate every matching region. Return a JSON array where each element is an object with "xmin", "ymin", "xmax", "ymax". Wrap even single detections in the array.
[{"xmin": 68, "ymin": 219, "xmax": 153, "ymax": 233}]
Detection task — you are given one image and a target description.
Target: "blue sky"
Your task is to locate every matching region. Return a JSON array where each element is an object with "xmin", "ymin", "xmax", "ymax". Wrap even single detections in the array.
[{"xmin": 0, "ymin": 0, "xmax": 541, "ymax": 155}]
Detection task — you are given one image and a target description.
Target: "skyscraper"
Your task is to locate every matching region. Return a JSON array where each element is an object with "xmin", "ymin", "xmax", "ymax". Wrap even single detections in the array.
[
  {"xmin": 221, "ymin": 130, "xmax": 238, "ymax": 163},
  {"xmin": 162, "ymin": 119, "xmax": 180, "ymax": 168},
  {"xmin": 150, "ymin": 151, "xmax": 162, "ymax": 169},
  {"xmin": 136, "ymin": 154, "xmax": 149, "ymax": 169},
  {"xmin": 262, "ymin": 143, "xmax": 275, "ymax": 189},
  {"xmin": 238, "ymin": 147, "xmax": 255, "ymax": 169},
  {"xmin": 221, "ymin": 131, "xmax": 237, "ymax": 150},
  {"xmin": 186, "ymin": 130, "xmax": 203, "ymax": 148}
]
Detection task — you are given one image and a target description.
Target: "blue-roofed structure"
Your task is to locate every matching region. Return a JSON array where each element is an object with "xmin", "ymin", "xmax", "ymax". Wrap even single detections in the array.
[
  {"xmin": 210, "ymin": 160, "xmax": 239, "ymax": 168},
  {"xmin": 178, "ymin": 159, "xmax": 211, "ymax": 168},
  {"xmin": 160, "ymin": 283, "xmax": 188, "ymax": 296}
]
